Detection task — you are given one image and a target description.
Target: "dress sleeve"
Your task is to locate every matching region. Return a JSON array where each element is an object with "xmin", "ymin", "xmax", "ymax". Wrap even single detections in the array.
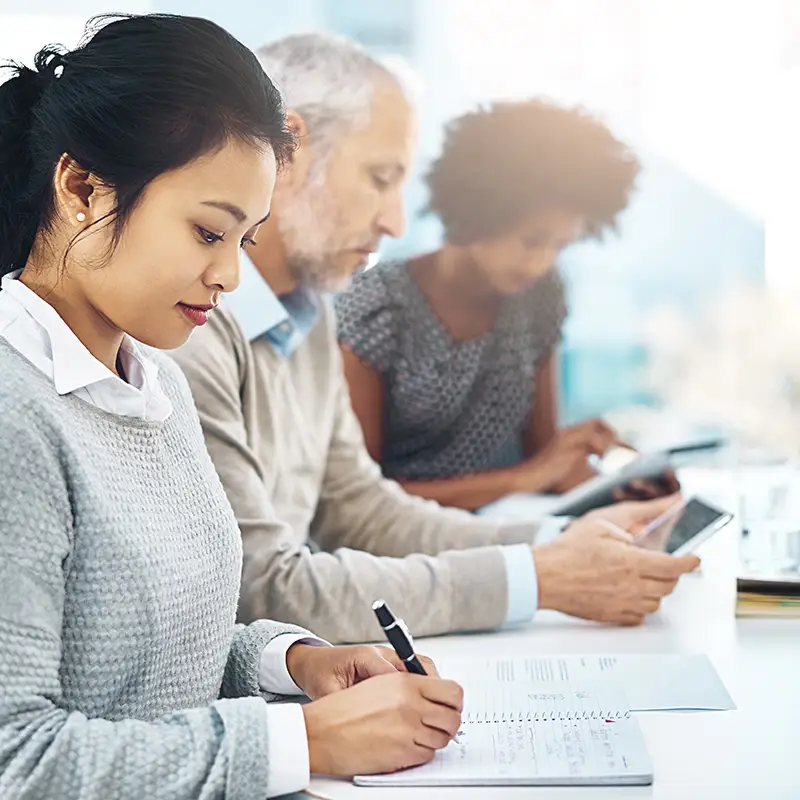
[
  {"xmin": 531, "ymin": 268, "xmax": 568, "ymax": 368},
  {"xmin": 334, "ymin": 265, "xmax": 400, "ymax": 375}
]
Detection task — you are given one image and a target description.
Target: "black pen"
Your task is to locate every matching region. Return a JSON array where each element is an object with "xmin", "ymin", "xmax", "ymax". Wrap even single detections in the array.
[
  {"xmin": 666, "ymin": 439, "xmax": 724, "ymax": 455},
  {"xmin": 372, "ymin": 599, "xmax": 428, "ymax": 676}
]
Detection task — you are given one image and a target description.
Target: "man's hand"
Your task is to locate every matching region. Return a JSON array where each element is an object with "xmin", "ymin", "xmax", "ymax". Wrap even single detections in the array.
[
  {"xmin": 286, "ymin": 643, "xmax": 439, "ymax": 700},
  {"xmin": 302, "ymin": 672, "xmax": 463, "ymax": 776},
  {"xmin": 533, "ymin": 496, "xmax": 700, "ymax": 625},
  {"xmin": 585, "ymin": 494, "xmax": 681, "ymax": 535}
]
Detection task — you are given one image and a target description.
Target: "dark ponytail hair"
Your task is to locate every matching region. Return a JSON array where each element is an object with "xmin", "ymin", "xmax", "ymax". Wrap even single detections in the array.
[{"xmin": 0, "ymin": 14, "xmax": 295, "ymax": 280}]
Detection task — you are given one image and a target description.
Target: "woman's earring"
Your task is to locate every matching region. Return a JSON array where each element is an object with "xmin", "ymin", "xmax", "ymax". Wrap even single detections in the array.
[{"xmin": 76, "ymin": 212, "xmax": 86, "ymax": 223}]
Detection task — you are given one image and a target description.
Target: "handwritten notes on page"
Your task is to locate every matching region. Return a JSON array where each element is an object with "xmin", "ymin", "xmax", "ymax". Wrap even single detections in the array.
[{"xmin": 355, "ymin": 681, "xmax": 652, "ymax": 787}]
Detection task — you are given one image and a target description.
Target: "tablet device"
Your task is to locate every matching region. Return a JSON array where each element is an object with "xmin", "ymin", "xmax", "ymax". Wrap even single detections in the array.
[
  {"xmin": 550, "ymin": 452, "xmax": 674, "ymax": 517},
  {"xmin": 635, "ymin": 496, "xmax": 733, "ymax": 555}
]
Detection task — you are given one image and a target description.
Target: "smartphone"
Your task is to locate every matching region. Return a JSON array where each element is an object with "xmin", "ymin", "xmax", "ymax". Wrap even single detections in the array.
[{"xmin": 636, "ymin": 496, "xmax": 733, "ymax": 555}]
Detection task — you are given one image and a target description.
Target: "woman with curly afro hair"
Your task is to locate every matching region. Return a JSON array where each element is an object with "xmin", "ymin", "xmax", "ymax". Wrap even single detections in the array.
[{"xmin": 336, "ymin": 99, "xmax": 677, "ymax": 512}]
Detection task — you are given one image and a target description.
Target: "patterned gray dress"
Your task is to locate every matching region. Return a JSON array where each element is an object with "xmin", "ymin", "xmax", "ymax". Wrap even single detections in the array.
[{"xmin": 335, "ymin": 260, "xmax": 567, "ymax": 481}]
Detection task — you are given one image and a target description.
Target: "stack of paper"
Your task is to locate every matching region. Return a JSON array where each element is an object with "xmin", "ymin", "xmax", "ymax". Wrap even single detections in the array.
[{"xmin": 737, "ymin": 574, "xmax": 800, "ymax": 617}]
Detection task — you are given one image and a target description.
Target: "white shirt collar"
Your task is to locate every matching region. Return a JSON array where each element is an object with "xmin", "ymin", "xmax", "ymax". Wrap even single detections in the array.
[{"xmin": 0, "ymin": 271, "xmax": 172, "ymax": 421}]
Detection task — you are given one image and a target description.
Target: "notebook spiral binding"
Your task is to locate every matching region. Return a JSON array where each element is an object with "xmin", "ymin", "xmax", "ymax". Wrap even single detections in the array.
[{"xmin": 464, "ymin": 709, "xmax": 631, "ymax": 723}]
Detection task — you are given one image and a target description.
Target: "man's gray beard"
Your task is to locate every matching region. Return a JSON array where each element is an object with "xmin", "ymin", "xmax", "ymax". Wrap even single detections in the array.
[
  {"xmin": 277, "ymin": 162, "xmax": 352, "ymax": 294},
  {"xmin": 285, "ymin": 252, "xmax": 353, "ymax": 294}
]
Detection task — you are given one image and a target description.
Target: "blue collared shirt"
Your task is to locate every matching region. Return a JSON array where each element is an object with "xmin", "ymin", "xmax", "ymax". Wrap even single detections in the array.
[
  {"xmin": 224, "ymin": 254, "xmax": 319, "ymax": 354},
  {"xmin": 225, "ymin": 256, "xmax": 566, "ymax": 629},
  {"xmin": 498, "ymin": 516, "xmax": 572, "ymax": 626}
]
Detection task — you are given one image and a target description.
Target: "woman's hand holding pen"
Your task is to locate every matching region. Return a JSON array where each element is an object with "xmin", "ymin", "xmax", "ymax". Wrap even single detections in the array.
[
  {"xmin": 288, "ymin": 632, "xmax": 458, "ymax": 776},
  {"xmin": 289, "ymin": 603, "xmax": 459, "ymax": 776},
  {"xmin": 301, "ymin": 671, "xmax": 464, "ymax": 776},
  {"xmin": 286, "ymin": 643, "xmax": 439, "ymax": 699}
]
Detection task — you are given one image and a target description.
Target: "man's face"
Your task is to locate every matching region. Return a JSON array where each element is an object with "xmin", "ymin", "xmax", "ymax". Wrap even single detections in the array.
[{"xmin": 278, "ymin": 79, "xmax": 415, "ymax": 292}]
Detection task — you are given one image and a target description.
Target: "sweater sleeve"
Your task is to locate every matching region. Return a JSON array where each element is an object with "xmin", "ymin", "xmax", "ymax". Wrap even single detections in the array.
[
  {"xmin": 221, "ymin": 620, "xmax": 316, "ymax": 701},
  {"xmin": 529, "ymin": 267, "xmax": 567, "ymax": 368},
  {"xmin": 0, "ymin": 415, "xmax": 272, "ymax": 800}
]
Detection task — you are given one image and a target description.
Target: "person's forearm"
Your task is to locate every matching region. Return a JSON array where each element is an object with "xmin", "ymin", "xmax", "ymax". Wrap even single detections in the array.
[
  {"xmin": 238, "ymin": 539, "xmax": 510, "ymax": 643},
  {"xmin": 0, "ymin": 690, "xmax": 272, "ymax": 799},
  {"xmin": 221, "ymin": 620, "xmax": 317, "ymax": 700},
  {"xmin": 398, "ymin": 465, "xmax": 549, "ymax": 511}
]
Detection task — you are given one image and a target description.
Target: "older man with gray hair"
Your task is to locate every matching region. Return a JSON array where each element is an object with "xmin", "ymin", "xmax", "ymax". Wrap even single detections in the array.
[
  {"xmin": 171, "ymin": 33, "xmax": 698, "ymax": 644},
  {"xmin": 254, "ymin": 33, "xmax": 412, "ymax": 292}
]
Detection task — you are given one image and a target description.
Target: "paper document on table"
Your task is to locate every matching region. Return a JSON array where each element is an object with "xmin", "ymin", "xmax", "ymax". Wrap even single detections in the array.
[
  {"xmin": 456, "ymin": 679, "xmax": 630, "ymax": 722},
  {"xmin": 355, "ymin": 681, "xmax": 652, "ymax": 787},
  {"xmin": 438, "ymin": 654, "xmax": 735, "ymax": 711}
]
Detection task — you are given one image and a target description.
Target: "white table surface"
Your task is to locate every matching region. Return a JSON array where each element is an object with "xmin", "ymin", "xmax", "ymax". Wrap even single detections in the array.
[{"xmin": 308, "ymin": 468, "xmax": 800, "ymax": 800}]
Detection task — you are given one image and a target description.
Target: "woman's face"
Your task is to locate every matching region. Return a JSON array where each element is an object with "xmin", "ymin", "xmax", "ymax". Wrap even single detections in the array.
[
  {"xmin": 65, "ymin": 137, "xmax": 276, "ymax": 350},
  {"xmin": 465, "ymin": 209, "xmax": 584, "ymax": 295}
]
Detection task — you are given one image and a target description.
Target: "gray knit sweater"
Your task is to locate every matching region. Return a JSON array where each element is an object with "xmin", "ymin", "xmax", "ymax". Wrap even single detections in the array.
[{"xmin": 0, "ymin": 338, "xmax": 309, "ymax": 799}]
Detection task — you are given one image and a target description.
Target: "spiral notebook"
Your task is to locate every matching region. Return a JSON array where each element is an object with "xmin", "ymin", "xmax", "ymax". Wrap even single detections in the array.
[{"xmin": 354, "ymin": 682, "xmax": 653, "ymax": 787}]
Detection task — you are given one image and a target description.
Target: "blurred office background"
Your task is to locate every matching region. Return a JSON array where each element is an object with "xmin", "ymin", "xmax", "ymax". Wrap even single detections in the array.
[{"xmin": 2, "ymin": 0, "xmax": 780, "ymax": 425}]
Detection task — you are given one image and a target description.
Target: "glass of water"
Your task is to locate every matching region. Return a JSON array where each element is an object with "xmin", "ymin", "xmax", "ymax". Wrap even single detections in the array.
[{"xmin": 737, "ymin": 464, "xmax": 800, "ymax": 575}]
